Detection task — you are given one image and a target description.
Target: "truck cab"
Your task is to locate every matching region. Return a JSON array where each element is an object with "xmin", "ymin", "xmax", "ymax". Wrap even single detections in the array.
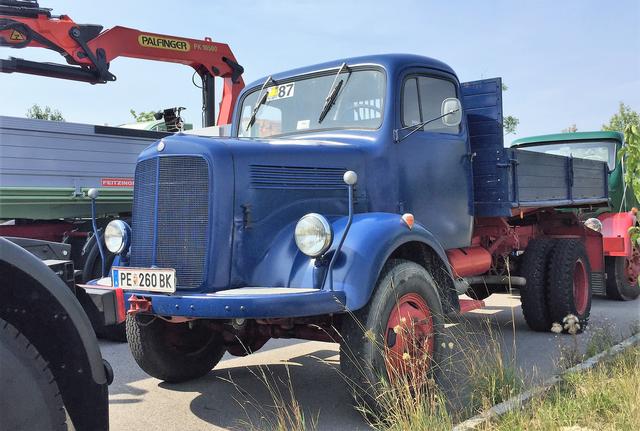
[{"xmin": 94, "ymin": 54, "xmax": 611, "ymax": 405}]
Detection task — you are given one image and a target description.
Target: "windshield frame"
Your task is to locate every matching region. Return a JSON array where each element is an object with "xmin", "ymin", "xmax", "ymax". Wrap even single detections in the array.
[
  {"xmin": 233, "ymin": 64, "xmax": 387, "ymax": 139},
  {"xmin": 514, "ymin": 138, "xmax": 620, "ymax": 171}
]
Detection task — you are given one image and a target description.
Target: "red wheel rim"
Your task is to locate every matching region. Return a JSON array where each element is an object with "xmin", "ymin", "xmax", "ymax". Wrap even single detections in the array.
[
  {"xmin": 625, "ymin": 249, "xmax": 640, "ymax": 287},
  {"xmin": 573, "ymin": 259, "xmax": 589, "ymax": 315},
  {"xmin": 383, "ymin": 293, "xmax": 434, "ymax": 381}
]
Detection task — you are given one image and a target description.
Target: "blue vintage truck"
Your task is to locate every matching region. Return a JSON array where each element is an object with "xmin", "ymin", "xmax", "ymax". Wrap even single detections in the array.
[{"xmin": 84, "ymin": 54, "xmax": 610, "ymax": 402}]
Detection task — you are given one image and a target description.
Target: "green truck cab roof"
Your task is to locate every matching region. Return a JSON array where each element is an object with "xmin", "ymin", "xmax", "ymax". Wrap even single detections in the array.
[{"xmin": 511, "ymin": 131, "xmax": 624, "ymax": 147}]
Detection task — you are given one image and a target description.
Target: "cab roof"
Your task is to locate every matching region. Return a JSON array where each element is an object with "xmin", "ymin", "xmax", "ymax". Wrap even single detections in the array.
[
  {"xmin": 511, "ymin": 131, "xmax": 624, "ymax": 147},
  {"xmin": 244, "ymin": 53, "xmax": 457, "ymax": 90}
]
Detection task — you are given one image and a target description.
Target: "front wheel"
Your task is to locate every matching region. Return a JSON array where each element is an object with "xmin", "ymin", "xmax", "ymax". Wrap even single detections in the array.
[
  {"xmin": 340, "ymin": 259, "xmax": 444, "ymax": 411},
  {"xmin": 126, "ymin": 314, "xmax": 225, "ymax": 383}
]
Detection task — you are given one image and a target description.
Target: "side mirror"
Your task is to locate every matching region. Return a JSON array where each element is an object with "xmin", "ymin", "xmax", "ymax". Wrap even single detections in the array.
[{"xmin": 441, "ymin": 98, "xmax": 462, "ymax": 127}]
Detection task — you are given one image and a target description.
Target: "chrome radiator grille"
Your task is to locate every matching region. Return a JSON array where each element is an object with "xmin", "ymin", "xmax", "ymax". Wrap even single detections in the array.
[{"xmin": 130, "ymin": 156, "xmax": 210, "ymax": 289}]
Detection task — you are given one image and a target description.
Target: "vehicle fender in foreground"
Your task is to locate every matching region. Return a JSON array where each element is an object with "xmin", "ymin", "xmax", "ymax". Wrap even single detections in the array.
[{"xmin": 0, "ymin": 237, "xmax": 109, "ymax": 430}]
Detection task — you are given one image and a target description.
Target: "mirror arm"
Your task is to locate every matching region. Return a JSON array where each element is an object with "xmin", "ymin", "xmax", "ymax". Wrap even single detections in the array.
[{"xmin": 393, "ymin": 108, "xmax": 460, "ymax": 144}]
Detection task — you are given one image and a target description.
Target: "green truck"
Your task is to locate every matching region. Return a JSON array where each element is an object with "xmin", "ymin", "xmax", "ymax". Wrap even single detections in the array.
[{"xmin": 512, "ymin": 131, "xmax": 640, "ymax": 299}]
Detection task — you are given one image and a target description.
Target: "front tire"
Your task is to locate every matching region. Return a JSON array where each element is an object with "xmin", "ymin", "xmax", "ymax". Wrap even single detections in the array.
[
  {"xmin": 605, "ymin": 254, "xmax": 640, "ymax": 301},
  {"xmin": 547, "ymin": 239, "xmax": 592, "ymax": 331},
  {"xmin": 340, "ymin": 259, "xmax": 444, "ymax": 410},
  {"xmin": 0, "ymin": 318, "xmax": 67, "ymax": 431},
  {"xmin": 126, "ymin": 314, "xmax": 225, "ymax": 383}
]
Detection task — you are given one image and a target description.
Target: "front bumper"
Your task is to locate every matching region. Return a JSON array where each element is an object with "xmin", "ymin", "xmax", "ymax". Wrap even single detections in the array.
[{"xmin": 88, "ymin": 279, "xmax": 347, "ymax": 319}]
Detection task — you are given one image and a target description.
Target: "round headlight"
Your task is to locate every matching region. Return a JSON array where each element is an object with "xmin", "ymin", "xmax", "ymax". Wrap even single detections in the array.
[
  {"xmin": 104, "ymin": 220, "xmax": 130, "ymax": 254},
  {"xmin": 584, "ymin": 218, "xmax": 603, "ymax": 233},
  {"xmin": 294, "ymin": 213, "xmax": 333, "ymax": 257}
]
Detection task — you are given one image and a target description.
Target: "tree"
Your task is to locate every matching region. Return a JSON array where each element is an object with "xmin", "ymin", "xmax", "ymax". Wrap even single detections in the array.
[
  {"xmin": 603, "ymin": 102, "xmax": 640, "ymax": 201},
  {"xmin": 501, "ymin": 82, "xmax": 519, "ymax": 135},
  {"xmin": 130, "ymin": 109, "xmax": 158, "ymax": 122},
  {"xmin": 503, "ymin": 115, "xmax": 519, "ymax": 135},
  {"xmin": 602, "ymin": 102, "xmax": 640, "ymax": 132},
  {"xmin": 619, "ymin": 123, "xmax": 640, "ymax": 202},
  {"xmin": 562, "ymin": 124, "xmax": 578, "ymax": 133},
  {"xmin": 26, "ymin": 104, "xmax": 64, "ymax": 121}
]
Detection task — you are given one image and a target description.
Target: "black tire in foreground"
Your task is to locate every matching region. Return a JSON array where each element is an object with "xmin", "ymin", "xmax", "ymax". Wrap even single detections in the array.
[
  {"xmin": 340, "ymin": 259, "xmax": 444, "ymax": 411},
  {"xmin": 126, "ymin": 314, "xmax": 226, "ymax": 383},
  {"xmin": 605, "ymin": 256, "xmax": 640, "ymax": 301},
  {"xmin": 547, "ymin": 239, "xmax": 592, "ymax": 331},
  {"xmin": 520, "ymin": 238, "xmax": 556, "ymax": 332},
  {"xmin": 0, "ymin": 318, "xmax": 67, "ymax": 431}
]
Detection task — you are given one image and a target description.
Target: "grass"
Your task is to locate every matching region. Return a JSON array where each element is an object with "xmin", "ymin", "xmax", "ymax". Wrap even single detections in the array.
[
  {"xmin": 225, "ymin": 364, "xmax": 318, "ymax": 431},
  {"xmin": 227, "ymin": 294, "xmax": 635, "ymax": 430},
  {"xmin": 357, "ymin": 317, "xmax": 523, "ymax": 430},
  {"xmin": 362, "ymin": 373, "xmax": 453, "ymax": 431},
  {"xmin": 483, "ymin": 345, "xmax": 640, "ymax": 431},
  {"xmin": 466, "ymin": 338, "xmax": 524, "ymax": 414}
]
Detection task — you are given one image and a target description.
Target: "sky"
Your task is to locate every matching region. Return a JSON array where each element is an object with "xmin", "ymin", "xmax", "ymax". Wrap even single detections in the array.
[{"xmin": 1, "ymin": 0, "xmax": 639, "ymax": 141}]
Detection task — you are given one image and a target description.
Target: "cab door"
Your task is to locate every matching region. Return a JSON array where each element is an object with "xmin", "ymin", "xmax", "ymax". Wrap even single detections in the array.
[{"xmin": 395, "ymin": 70, "xmax": 474, "ymax": 249}]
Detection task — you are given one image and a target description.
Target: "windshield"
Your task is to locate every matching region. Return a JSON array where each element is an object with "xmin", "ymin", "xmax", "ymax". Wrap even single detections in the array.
[
  {"xmin": 518, "ymin": 140, "xmax": 618, "ymax": 170},
  {"xmin": 238, "ymin": 69, "xmax": 385, "ymax": 138}
]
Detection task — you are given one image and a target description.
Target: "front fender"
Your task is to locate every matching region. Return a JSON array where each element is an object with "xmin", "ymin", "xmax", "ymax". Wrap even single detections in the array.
[
  {"xmin": 599, "ymin": 211, "xmax": 637, "ymax": 257},
  {"xmin": 325, "ymin": 213, "xmax": 453, "ymax": 311},
  {"xmin": 255, "ymin": 213, "xmax": 453, "ymax": 312}
]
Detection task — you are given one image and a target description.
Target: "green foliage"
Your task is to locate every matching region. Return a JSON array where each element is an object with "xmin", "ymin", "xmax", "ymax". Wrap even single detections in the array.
[
  {"xmin": 130, "ymin": 109, "xmax": 157, "ymax": 122},
  {"xmin": 602, "ymin": 102, "xmax": 640, "ymax": 201},
  {"xmin": 602, "ymin": 102, "xmax": 640, "ymax": 132},
  {"xmin": 26, "ymin": 104, "xmax": 65, "ymax": 121},
  {"xmin": 487, "ymin": 346, "xmax": 640, "ymax": 431},
  {"xmin": 501, "ymin": 82, "xmax": 519, "ymax": 135},
  {"xmin": 619, "ymin": 124, "xmax": 640, "ymax": 201},
  {"xmin": 585, "ymin": 324, "xmax": 617, "ymax": 358},
  {"xmin": 503, "ymin": 115, "xmax": 519, "ymax": 135}
]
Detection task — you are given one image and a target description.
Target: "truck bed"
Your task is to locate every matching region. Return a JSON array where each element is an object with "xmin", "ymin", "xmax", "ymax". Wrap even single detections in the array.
[
  {"xmin": 460, "ymin": 79, "xmax": 608, "ymax": 217},
  {"xmin": 0, "ymin": 116, "xmax": 167, "ymax": 219}
]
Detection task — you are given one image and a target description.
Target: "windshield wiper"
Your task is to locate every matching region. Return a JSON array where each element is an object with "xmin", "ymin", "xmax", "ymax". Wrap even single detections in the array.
[
  {"xmin": 393, "ymin": 109, "xmax": 460, "ymax": 143},
  {"xmin": 246, "ymin": 75, "xmax": 274, "ymax": 131},
  {"xmin": 318, "ymin": 62, "xmax": 350, "ymax": 123}
]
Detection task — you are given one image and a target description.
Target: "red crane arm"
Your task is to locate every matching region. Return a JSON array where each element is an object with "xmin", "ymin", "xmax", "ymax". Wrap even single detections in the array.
[{"xmin": 0, "ymin": 3, "xmax": 244, "ymax": 126}]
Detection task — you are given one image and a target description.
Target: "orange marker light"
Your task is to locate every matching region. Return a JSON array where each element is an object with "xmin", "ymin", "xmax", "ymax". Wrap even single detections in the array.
[{"xmin": 401, "ymin": 213, "xmax": 414, "ymax": 230}]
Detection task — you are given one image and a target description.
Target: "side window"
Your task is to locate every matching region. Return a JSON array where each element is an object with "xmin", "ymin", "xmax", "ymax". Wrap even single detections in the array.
[
  {"xmin": 402, "ymin": 75, "xmax": 459, "ymax": 134},
  {"xmin": 402, "ymin": 77, "xmax": 421, "ymax": 126}
]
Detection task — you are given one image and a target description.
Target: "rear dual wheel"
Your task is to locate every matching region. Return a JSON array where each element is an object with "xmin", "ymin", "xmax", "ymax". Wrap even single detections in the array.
[
  {"xmin": 546, "ymin": 239, "xmax": 591, "ymax": 330},
  {"xmin": 520, "ymin": 238, "xmax": 591, "ymax": 332}
]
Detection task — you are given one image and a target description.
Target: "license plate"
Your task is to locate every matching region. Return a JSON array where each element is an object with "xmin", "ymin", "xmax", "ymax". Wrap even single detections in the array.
[{"xmin": 112, "ymin": 267, "xmax": 176, "ymax": 293}]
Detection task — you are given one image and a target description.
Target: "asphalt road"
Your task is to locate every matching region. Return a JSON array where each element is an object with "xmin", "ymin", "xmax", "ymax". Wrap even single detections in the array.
[{"xmin": 101, "ymin": 293, "xmax": 640, "ymax": 430}]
